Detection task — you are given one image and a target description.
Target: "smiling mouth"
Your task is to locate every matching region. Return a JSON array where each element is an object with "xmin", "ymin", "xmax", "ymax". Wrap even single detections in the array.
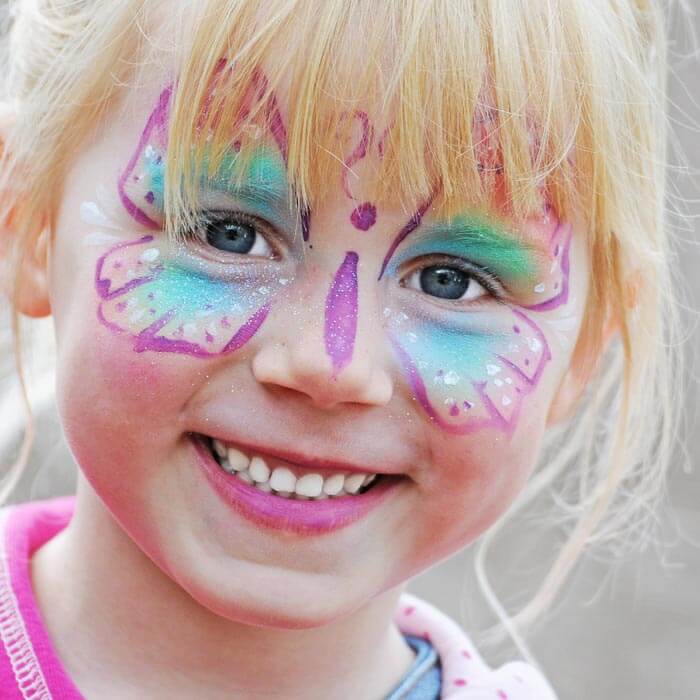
[{"xmin": 198, "ymin": 434, "xmax": 388, "ymax": 501}]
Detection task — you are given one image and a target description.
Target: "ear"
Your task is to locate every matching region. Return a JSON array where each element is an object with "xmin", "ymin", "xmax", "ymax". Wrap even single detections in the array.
[
  {"xmin": 545, "ymin": 314, "xmax": 618, "ymax": 426},
  {"xmin": 0, "ymin": 101, "xmax": 52, "ymax": 318}
]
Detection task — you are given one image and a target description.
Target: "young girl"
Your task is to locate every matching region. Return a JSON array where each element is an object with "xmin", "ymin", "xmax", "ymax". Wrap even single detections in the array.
[{"xmin": 0, "ymin": 0, "xmax": 678, "ymax": 697}]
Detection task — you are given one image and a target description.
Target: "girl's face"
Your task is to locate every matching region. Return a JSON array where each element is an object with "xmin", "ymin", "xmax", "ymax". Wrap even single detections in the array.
[{"xmin": 48, "ymin": 69, "xmax": 587, "ymax": 625}]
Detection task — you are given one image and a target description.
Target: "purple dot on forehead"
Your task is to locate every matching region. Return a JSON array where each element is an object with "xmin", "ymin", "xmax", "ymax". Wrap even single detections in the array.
[{"xmin": 350, "ymin": 202, "xmax": 377, "ymax": 231}]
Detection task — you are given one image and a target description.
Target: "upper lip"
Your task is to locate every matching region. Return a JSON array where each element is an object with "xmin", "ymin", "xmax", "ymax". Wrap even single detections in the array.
[{"xmin": 198, "ymin": 433, "xmax": 404, "ymax": 477}]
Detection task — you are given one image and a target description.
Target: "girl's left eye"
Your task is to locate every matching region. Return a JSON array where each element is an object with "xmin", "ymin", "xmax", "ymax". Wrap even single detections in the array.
[
  {"xmin": 403, "ymin": 263, "xmax": 497, "ymax": 303},
  {"xmin": 199, "ymin": 211, "xmax": 275, "ymax": 258}
]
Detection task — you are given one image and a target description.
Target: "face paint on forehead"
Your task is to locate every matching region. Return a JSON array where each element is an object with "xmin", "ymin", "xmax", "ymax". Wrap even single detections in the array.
[
  {"xmin": 384, "ymin": 210, "xmax": 573, "ymax": 436},
  {"xmin": 338, "ymin": 111, "xmax": 378, "ymax": 232},
  {"xmin": 117, "ymin": 66, "xmax": 310, "ymax": 239},
  {"xmin": 325, "ymin": 252, "xmax": 359, "ymax": 376}
]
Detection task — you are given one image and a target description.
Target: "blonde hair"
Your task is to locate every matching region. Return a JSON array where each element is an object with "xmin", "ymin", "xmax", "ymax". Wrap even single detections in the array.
[{"xmin": 0, "ymin": 0, "xmax": 681, "ymax": 664}]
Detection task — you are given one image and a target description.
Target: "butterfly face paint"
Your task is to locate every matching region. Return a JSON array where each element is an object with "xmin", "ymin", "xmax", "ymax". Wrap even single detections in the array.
[
  {"xmin": 383, "ymin": 211, "xmax": 572, "ymax": 435},
  {"xmin": 99, "ymin": 75, "xmax": 298, "ymax": 358}
]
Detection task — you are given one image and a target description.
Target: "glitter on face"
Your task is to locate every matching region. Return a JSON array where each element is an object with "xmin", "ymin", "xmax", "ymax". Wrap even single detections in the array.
[
  {"xmin": 99, "ymin": 74, "xmax": 304, "ymax": 357},
  {"xmin": 324, "ymin": 252, "xmax": 359, "ymax": 376},
  {"xmin": 95, "ymin": 235, "xmax": 277, "ymax": 357},
  {"xmin": 383, "ymin": 213, "xmax": 572, "ymax": 435}
]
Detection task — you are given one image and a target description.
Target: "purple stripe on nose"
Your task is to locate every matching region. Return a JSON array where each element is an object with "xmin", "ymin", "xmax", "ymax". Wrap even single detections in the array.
[{"xmin": 325, "ymin": 252, "xmax": 359, "ymax": 377}]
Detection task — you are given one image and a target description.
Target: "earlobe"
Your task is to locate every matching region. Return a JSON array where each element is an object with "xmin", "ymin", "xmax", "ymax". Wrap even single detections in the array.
[
  {"xmin": 545, "ymin": 316, "xmax": 618, "ymax": 427},
  {"xmin": 0, "ymin": 101, "xmax": 52, "ymax": 319},
  {"xmin": 8, "ymin": 225, "xmax": 52, "ymax": 318}
]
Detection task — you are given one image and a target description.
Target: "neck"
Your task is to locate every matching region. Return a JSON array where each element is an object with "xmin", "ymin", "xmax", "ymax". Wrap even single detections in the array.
[{"xmin": 30, "ymin": 475, "xmax": 415, "ymax": 699}]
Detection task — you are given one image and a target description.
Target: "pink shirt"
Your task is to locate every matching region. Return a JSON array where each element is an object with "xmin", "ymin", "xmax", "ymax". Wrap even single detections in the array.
[{"xmin": 0, "ymin": 497, "xmax": 557, "ymax": 699}]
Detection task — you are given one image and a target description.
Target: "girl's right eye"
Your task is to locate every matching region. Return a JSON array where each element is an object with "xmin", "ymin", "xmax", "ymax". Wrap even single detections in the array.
[{"xmin": 198, "ymin": 211, "xmax": 275, "ymax": 258}]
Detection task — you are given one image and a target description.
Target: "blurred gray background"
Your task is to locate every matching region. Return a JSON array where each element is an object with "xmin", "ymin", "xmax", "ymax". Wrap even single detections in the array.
[{"xmin": 1, "ymin": 4, "xmax": 698, "ymax": 699}]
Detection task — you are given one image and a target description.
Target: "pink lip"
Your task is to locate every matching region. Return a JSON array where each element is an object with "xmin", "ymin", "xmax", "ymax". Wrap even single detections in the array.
[{"xmin": 190, "ymin": 436, "xmax": 406, "ymax": 536}]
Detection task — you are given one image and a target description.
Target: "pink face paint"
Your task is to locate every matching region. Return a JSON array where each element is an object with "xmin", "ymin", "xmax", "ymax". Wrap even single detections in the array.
[
  {"xmin": 339, "ymin": 111, "xmax": 377, "ymax": 231},
  {"xmin": 324, "ymin": 252, "xmax": 359, "ymax": 376}
]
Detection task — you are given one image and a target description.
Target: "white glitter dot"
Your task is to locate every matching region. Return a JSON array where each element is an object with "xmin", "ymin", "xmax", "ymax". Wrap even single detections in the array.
[
  {"xmin": 505, "ymin": 377, "xmax": 513, "ymax": 384},
  {"xmin": 502, "ymin": 396, "xmax": 512, "ymax": 406},
  {"xmin": 407, "ymin": 332, "xmax": 418, "ymax": 343},
  {"xmin": 444, "ymin": 371, "xmax": 460, "ymax": 385},
  {"xmin": 534, "ymin": 283, "xmax": 546, "ymax": 293},
  {"xmin": 183, "ymin": 323, "xmax": 198, "ymax": 339},
  {"xmin": 139, "ymin": 248, "xmax": 160, "ymax": 263},
  {"xmin": 494, "ymin": 378, "xmax": 503, "ymax": 387},
  {"xmin": 129, "ymin": 308, "xmax": 145, "ymax": 323},
  {"xmin": 528, "ymin": 337, "xmax": 542, "ymax": 352},
  {"xmin": 486, "ymin": 364, "xmax": 501, "ymax": 376}
]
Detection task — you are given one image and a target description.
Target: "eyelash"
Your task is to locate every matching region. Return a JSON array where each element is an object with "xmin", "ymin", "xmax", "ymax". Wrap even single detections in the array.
[
  {"xmin": 181, "ymin": 209, "xmax": 281, "ymax": 260},
  {"xmin": 180, "ymin": 209, "xmax": 506, "ymax": 304},
  {"xmin": 399, "ymin": 256, "xmax": 506, "ymax": 304}
]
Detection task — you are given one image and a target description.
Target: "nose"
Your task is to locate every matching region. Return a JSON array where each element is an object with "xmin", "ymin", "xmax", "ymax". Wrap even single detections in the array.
[{"xmin": 250, "ymin": 252, "xmax": 394, "ymax": 409}]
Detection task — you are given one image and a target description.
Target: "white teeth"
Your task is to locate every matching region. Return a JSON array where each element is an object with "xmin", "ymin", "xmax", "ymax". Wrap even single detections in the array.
[
  {"xmin": 212, "ymin": 439, "xmax": 228, "ymax": 460},
  {"xmin": 344, "ymin": 473, "xmax": 367, "ymax": 494},
  {"xmin": 209, "ymin": 440, "xmax": 384, "ymax": 499},
  {"xmin": 227, "ymin": 448, "xmax": 250, "ymax": 472},
  {"xmin": 269, "ymin": 467, "xmax": 296, "ymax": 493},
  {"xmin": 322, "ymin": 473, "xmax": 345, "ymax": 496},
  {"xmin": 248, "ymin": 456, "xmax": 271, "ymax": 483},
  {"xmin": 295, "ymin": 473, "xmax": 323, "ymax": 498}
]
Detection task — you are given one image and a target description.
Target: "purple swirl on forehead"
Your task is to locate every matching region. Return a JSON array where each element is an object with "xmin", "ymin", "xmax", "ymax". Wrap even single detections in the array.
[{"xmin": 325, "ymin": 252, "xmax": 359, "ymax": 377}]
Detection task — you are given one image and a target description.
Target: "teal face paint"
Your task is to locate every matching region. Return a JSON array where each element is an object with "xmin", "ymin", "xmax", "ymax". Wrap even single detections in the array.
[{"xmin": 383, "ymin": 213, "xmax": 538, "ymax": 288}]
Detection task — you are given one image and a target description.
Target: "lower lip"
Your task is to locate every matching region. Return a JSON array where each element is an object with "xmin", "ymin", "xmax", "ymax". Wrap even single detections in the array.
[{"xmin": 191, "ymin": 436, "xmax": 406, "ymax": 536}]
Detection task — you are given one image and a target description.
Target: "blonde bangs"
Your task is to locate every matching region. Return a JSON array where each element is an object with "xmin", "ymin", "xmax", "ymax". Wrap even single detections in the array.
[{"xmin": 161, "ymin": 0, "xmax": 617, "ymax": 240}]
